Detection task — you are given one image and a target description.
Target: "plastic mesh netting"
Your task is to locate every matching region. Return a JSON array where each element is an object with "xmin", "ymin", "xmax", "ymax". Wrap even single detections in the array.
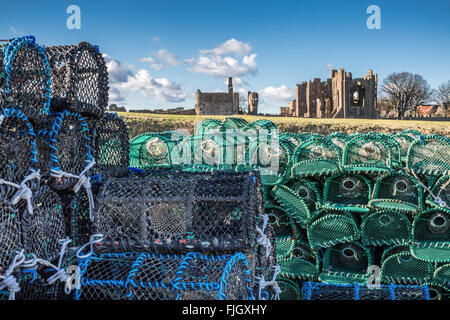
[
  {"xmin": 46, "ymin": 42, "xmax": 108, "ymax": 118},
  {"xmin": 38, "ymin": 110, "xmax": 94, "ymax": 190},
  {"xmin": 302, "ymin": 282, "xmax": 429, "ymax": 300},
  {"xmin": 0, "ymin": 36, "xmax": 51, "ymax": 124},
  {"xmin": 277, "ymin": 277, "xmax": 302, "ymax": 300},
  {"xmin": 360, "ymin": 210, "xmax": 411, "ymax": 246},
  {"xmin": 93, "ymin": 170, "xmax": 263, "ymax": 253},
  {"xmin": 75, "ymin": 251, "xmax": 254, "ymax": 300},
  {"xmin": 407, "ymin": 135, "xmax": 450, "ymax": 176},
  {"xmin": 91, "ymin": 112, "xmax": 129, "ymax": 178}
]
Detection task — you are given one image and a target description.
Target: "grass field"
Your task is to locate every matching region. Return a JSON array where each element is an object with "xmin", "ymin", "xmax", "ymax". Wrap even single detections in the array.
[{"xmin": 118, "ymin": 112, "xmax": 450, "ymax": 139}]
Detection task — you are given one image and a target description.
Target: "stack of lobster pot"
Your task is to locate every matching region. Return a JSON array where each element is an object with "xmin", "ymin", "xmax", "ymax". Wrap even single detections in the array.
[{"xmin": 0, "ymin": 36, "xmax": 67, "ymax": 300}]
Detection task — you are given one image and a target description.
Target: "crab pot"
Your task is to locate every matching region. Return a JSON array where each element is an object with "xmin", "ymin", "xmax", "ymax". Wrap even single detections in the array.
[
  {"xmin": 0, "ymin": 36, "xmax": 51, "ymax": 124},
  {"xmin": 380, "ymin": 247, "xmax": 433, "ymax": 284},
  {"xmin": 129, "ymin": 132, "xmax": 183, "ymax": 169},
  {"xmin": 319, "ymin": 242, "xmax": 373, "ymax": 284},
  {"xmin": 302, "ymin": 282, "xmax": 429, "ymax": 300},
  {"xmin": 75, "ymin": 252, "xmax": 255, "ymax": 300},
  {"xmin": 15, "ymin": 267, "xmax": 69, "ymax": 300},
  {"xmin": 411, "ymin": 209, "xmax": 450, "ymax": 263},
  {"xmin": 38, "ymin": 111, "xmax": 94, "ymax": 190},
  {"xmin": 0, "ymin": 108, "xmax": 39, "ymax": 185},
  {"xmin": 91, "ymin": 112, "xmax": 129, "ymax": 178},
  {"xmin": 46, "ymin": 42, "xmax": 108, "ymax": 118},
  {"xmin": 92, "ymin": 170, "xmax": 264, "ymax": 253},
  {"xmin": 22, "ymin": 185, "xmax": 67, "ymax": 263}
]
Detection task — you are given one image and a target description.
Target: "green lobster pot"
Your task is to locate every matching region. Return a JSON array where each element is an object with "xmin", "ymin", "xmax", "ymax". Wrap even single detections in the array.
[
  {"xmin": 220, "ymin": 117, "xmax": 248, "ymax": 131},
  {"xmin": 194, "ymin": 118, "xmax": 222, "ymax": 137},
  {"xmin": 279, "ymin": 132, "xmax": 309, "ymax": 147},
  {"xmin": 433, "ymin": 264, "xmax": 450, "ymax": 291},
  {"xmin": 265, "ymin": 205, "xmax": 299, "ymax": 238},
  {"xmin": 380, "ymin": 246, "xmax": 434, "ymax": 284},
  {"xmin": 407, "ymin": 134, "xmax": 450, "ymax": 177},
  {"xmin": 276, "ymin": 277, "xmax": 302, "ymax": 300},
  {"xmin": 285, "ymin": 178, "xmax": 321, "ymax": 213},
  {"xmin": 292, "ymin": 137, "xmax": 342, "ymax": 178},
  {"xmin": 327, "ymin": 132, "xmax": 351, "ymax": 152},
  {"xmin": 276, "ymin": 239, "xmax": 319, "ymax": 281},
  {"xmin": 319, "ymin": 242, "xmax": 374, "ymax": 284},
  {"xmin": 369, "ymin": 172, "xmax": 424, "ymax": 214},
  {"xmin": 411, "ymin": 209, "xmax": 450, "ymax": 263},
  {"xmin": 129, "ymin": 131, "xmax": 182, "ymax": 169},
  {"xmin": 307, "ymin": 210, "xmax": 360, "ymax": 249},
  {"xmin": 361, "ymin": 210, "xmax": 411, "ymax": 246},
  {"xmin": 391, "ymin": 132, "xmax": 417, "ymax": 165},
  {"xmin": 425, "ymin": 175, "xmax": 450, "ymax": 214},
  {"xmin": 322, "ymin": 173, "xmax": 372, "ymax": 213},
  {"xmin": 342, "ymin": 133, "xmax": 400, "ymax": 174},
  {"xmin": 270, "ymin": 185, "xmax": 312, "ymax": 227}
]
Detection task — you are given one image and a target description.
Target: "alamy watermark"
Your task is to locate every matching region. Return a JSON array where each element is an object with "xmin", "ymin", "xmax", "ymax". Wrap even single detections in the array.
[
  {"xmin": 366, "ymin": 5, "xmax": 381, "ymax": 30},
  {"xmin": 66, "ymin": 5, "xmax": 81, "ymax": 30}
]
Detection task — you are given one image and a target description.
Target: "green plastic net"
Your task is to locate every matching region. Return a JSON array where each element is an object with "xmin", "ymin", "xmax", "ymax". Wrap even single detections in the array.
[
  {"xmin": 361, "ymin": 210, "xmax": 411, "ymax": 246},
  {"xmin": 407, "ymin": 134, "xmax": 450, "ymax": 176}
]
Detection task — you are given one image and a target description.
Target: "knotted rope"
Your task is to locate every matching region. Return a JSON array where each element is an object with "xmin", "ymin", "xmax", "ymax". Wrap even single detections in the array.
[
  {"xmin": 50, "ymin": 160, "xmax": 96, "ymax": 220},
  {"xmin": 76, "ymin": 234, "xmax": 104, "ymax": 259},
  {"xmin": 0, "ymin": 169, "xmax": 40, "ymax": 215},
  {"xmin": 256, "ymin": 214, "xmax": 272, "ymax": 258},
  {"xmin": 256, "ymin": 265, "xmax": 281, "ymax": 300},
  {"xmin": 0, "ymin": 250, "xmax": 29, "ymax": 300},
  {"xmin": 411, "ymin": 171, "xmax": 449, "ymax": 209}
]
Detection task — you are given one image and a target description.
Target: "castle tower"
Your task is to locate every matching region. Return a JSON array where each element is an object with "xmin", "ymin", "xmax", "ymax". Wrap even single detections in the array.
[
  {"xmin": 248, "ymin": 91, "xmax": 259, "ymax": 115},
  {"xmin": 228, "ymin": 77, "xmax": 233, "ymax": 95}
]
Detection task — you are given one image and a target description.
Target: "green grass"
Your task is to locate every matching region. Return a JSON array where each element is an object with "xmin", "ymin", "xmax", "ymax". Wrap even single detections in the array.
[{"xmin": 119, "ymin": 112, "xmax": 450, "ymax": 139}]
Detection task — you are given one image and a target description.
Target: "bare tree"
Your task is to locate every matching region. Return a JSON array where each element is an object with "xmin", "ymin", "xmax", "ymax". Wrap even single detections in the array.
[
  {"xmin": 436, "ymin": 81, "xmax": 450, "ymax": 117},
  {"xmin": 380, "ymin": 72, "xmax": 434, "ymax": 119}
]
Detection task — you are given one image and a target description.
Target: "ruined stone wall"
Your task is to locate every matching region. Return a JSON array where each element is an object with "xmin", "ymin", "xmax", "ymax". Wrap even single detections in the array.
[{"xmin": 248, "ymin": 91, "xmax": 259, "ymax": 115}]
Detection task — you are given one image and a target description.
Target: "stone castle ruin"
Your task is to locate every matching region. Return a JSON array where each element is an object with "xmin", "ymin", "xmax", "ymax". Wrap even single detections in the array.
[{"xmin": 282, "ymin": 68, "xmax": 379, "ymax": 118}]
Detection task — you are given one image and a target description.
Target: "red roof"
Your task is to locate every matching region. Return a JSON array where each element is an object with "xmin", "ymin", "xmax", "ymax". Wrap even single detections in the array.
[{"xmin": 416, "ymin": 105, "xmax": 438, "ymax": 115}]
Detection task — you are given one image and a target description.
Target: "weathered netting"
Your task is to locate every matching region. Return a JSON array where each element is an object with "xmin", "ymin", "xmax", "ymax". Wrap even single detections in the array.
[
  {"xmin": 276, "ymin": 238, "xmax": 318, "ymax": 281},
  {"xmin": 292, "ymin": 137, "xmax": 342, "ymax": 178},
  {"xmin": 130, "ymin": 131, "xmax": 183, "ymax": 169},
  {"xmin": 92, "ymin": 170, "xmax": 263, "ymax": 253},
  {"xmin": 411, "ymin": 209, "xmax": 450, "ymax": 263},
  {"xmin": 0, "ymin": 196, "xmax": 22, "ymax": 276},
  {"xmin": 91, "ymin": 112, "xmax": 129, "ymax": 178},
  {"xmin": 391, "ymin": 132, "xmax": 416, "ymax": 164},
  {"xmin": 342, "ymin": 134, "xmax": 400, "ymax": 173},
  {"xmin": 380, "ymin": 246, "xmax": 434, "ymax": 284},
  {"xmin": 46, "ymin": 42, "xmax": 109, "ymax": 117},
  {"xmin": 15, "ymin": 267, "xmax": 69, "ymax": 300},
  {"xmin": 302, "ymin": 282, "xmax": 429, "ymax": 300},
  {"xmin": 75, "ymin": 252, "xmax": 254, "ymax": 300},
  {"xmin": 265, "ymin": 205, "xmax": 299, "ymax": 238},
  {"xmin": 369, "ymin": 172, "xmax": 423, "ymax": 213},
  {"xmin": 322, "ymin": 173, "xmax": 372, "ymax": 213},
  {"xmin": 426, "ymin": 175, "xmax": 450, "ymax": 213},
  {"xmin": 0, "ymin": 36, "xmax": 51, "ymax": 124},
  {"xmin": 407, "ymin": 135, "xmax": 450, "ymax": 176},
  {"xmin": 270, "ymin": 185, "xmax": 312, "ymax": 228},
  {"xmin": 307, "ymin": 210, "xmax": 360, "ymax": 249},
  {"xmin": 277, "ymin": 277, "xmax": 302, "ymax": 300},
  {"xmin": 62, "ymin": 176, "xmax": 102, "ymax": 247},
  {"xmin": 361, "ymin": 210, "xmax": 411, "ymax": 246},
  {"xmin": 0, "ymin": 108, "xmax": 39, "ymax": 184},
  {"xmin": 38, "ymin": 110, "xmax": 94, "ymax": 190},
  {"xmin": 327, "ymin": 132, "xmax": 351, "ymax": 152},
  {"xmin": 319, "ymin": 242, "xmax": 373, "ymax": 284}
]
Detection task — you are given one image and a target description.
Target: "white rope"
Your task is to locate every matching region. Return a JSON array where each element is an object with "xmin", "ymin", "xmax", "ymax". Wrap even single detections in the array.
[
  {"xmin": 0, "ymin": 250, "xmax": 27, "ymax": 300},
  {"xmin": 0, "ymin": 115, "xmax": 4, "ymax": 126},
  {"xmin": 76, "ymin": 234, "xmax": 104, "ymax": 259},
  {"xmin": 0, "ymin": 169, "xmax": 40, "ymax": 216},
  {"xmin": 411, "ymin": 171, "xmax": 449, "ymax": 209},
  {"xmin": 50, "ymin": 160, "xmax": 96, "ymax": 221},
  {"xmin": 256, "ymin": 265, "xmax": 281, "ymax": 300},
  {"xmin": 256, "ymin": 214, "xmax": 272, "ymax": 258}
]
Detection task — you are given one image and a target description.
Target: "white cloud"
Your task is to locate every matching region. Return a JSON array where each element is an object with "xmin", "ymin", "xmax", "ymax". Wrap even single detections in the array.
[
  {"xmin": 259, "ymin": 85, "xmax": 295, "ymax": 103},
  {"xmin": 103, "ymin": 54, "xmax": 134, "ymax": 83},
  {"xmin": 114, "ymin": 69, "xmax": 186, "ymax": 102},
  {"xmin": 109, "ymin": 87, "xmax": 125, "ymax": 103},
  {"xmin": 140, "ymin": 57, "xmax": 163, "ymax": 70},
  {"xmin": 185, "ymin": 38, "xmax": 258, "ymax": 78},
  {"xmin": 155, "ymin": 48, "xmax": 180, "ymax": 66},
  {"xmin": 199, "ymin": 38, "xmax": 252, "ymax": 57}
]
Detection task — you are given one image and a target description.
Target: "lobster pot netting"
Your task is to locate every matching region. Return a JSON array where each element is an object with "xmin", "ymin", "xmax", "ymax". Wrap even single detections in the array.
[
  {"xmin": 264, "ymin": 205, "xmax": 298, "ymax": 238},
  {"xmin": 22, "ymin": 185, "xmax": 66, "ymax": 263},
  {"xmin": 426, "ymin": 175, "xmax": 450, "ymax": 213},
  {"xmin": 407, "ymin": 135, "xmax": 450, "ymax": 176},
  {"xmin": 0, "ymin": 108, "xmax": 39, "ymax": 185},
  {"xmin": 93, "ymin": 170, "xmax": 263, "ymax": 252},
  {"xmin": 360, "ymin": 210, "xmax": 411, "ymax": 246},
  {"xmin": 369, "ymin": 172, "xmax": 423, "ymax": 213},
  {"xmin": 302, "ymin": 282, "xmax": 429, "ymax": 300},
  {"xmin": 322, "ymin": 174, "xmax": 372, "ymax": 213},
  {"xmin": 0, "ymin": 195, "xmax": 22, "ymax": 275},
  {"xmin": 411, "ymin": 209, "xmax": 450, "ymax": 263},
  {"xmin": 38, "ymin": 111, "xmax": 94, "ymax": 190},
  {"xmin": 75, "ymin": 252, "xmax": 254, "ymax": 300},
  {"xmin": 292, "ymin": 138, "xmax": 342, "ymax": 178},
  {"xmin": 46, "ymin": 42, "xmax": 108, "ymax": 117},
  {"xmin": 277, "ymin": 277, "xmax": 302, "ymax": 300},
  {"xmin": 0, "ymin": 36, "xmax": 51, "ymax": 124},
  {"xmin": 319, "ymin": 242, "xmax": 373, "ymax": 284},
  {"xmin": 276, "ymin": 239, "xmax": 319, "ymax": 281},
  {"xmin": 15, "ymin": 267, "xmax": 69, "ymax": 300},
  {"xmin": 129, "ymin": 132, "xmax": 182, "ymax": 169},
  {"xmin": 91, "ymin": 112, "xmax": 129, "ymax": 178}
]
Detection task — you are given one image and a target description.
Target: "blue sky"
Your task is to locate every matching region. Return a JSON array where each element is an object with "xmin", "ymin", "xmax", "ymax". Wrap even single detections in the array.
[{"xmin": 2, "ymin": 0, "xmax": 450, "ymax": 113}]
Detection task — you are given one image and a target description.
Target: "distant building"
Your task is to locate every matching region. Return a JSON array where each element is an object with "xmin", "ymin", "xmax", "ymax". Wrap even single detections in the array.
[
  {"xmin": 283, "ymin": 68, "xmax": 379, "ymax": 119},
  {"xmin": 248, "ymin": 91, "xmax": 259, "ymax": 115},
  {"xmin": 415, "ymin": 104, "xmax": 439, "ymax": 117},
  {"xmin": 195, "ymin": 77, "xmax": 239, "ymax": 115}
]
